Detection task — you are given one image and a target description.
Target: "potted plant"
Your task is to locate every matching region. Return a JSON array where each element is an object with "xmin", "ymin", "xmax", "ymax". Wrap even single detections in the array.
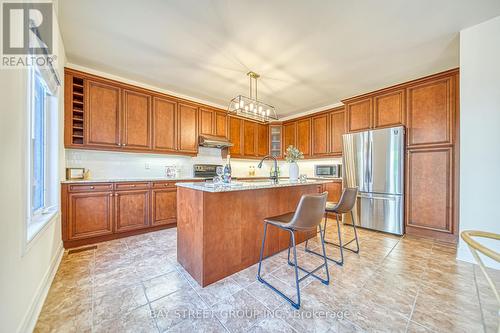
[{"xmin": 284, "ymin": 145, "xmax": 304, "ymax": 181}]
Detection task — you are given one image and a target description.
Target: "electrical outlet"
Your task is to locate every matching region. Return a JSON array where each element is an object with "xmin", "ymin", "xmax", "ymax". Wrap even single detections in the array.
[{"xmin": 145, "ymin": 163, "xmax": 151, "ymax": 170}]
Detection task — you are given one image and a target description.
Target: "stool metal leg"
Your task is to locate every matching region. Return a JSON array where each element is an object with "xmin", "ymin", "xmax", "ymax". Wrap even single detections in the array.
[
  {"xmin": 258, "ymin": 224, "xmax": 330, "ymax": 309},
  {"xmin": 325, "ymin": 211, "xmax": 360, "ymax": 254}
]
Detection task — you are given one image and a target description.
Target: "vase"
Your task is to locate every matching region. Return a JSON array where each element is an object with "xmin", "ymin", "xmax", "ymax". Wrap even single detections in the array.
[{"xmin": 289, "ymin": 162, "xmax": 299, "ymax": 181}]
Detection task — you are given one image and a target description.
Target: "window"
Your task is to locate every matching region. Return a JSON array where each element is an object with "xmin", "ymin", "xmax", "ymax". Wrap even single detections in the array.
[{"xmin": 26, "ymin": 67, "xmax": 59, "ymax": 244}]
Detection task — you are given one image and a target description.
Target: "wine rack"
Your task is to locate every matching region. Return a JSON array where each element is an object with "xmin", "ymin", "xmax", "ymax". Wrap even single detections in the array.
[{"xmin": 71, "ymin": 76, "xmax": 85, "ymax": 144}]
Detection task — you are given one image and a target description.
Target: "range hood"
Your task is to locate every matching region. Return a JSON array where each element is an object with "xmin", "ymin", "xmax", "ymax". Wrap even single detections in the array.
[{"xmin": 198, "ymin": 135, "xmax": 233, "ymax": 149}]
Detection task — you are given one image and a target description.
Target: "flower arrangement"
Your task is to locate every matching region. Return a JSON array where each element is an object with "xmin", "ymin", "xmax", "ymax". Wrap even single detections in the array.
[{"xmin": 284, "ymin": 145, "xmax": 304, "ymax": 163}]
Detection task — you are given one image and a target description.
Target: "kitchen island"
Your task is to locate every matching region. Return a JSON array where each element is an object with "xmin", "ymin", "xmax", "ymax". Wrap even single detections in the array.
[{"xmin": 176, "ymin": 179, "xmax": 332, "ymax": 287}]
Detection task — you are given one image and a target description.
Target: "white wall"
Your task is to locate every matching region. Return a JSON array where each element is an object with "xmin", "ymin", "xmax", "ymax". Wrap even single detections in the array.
[
  {"xmin": 458, "ymin": 15, "xmax": 500, "ymax": 269},
  {"xmin": 0, "ymin": 2, "xmax": 67, "ymax": 332}
]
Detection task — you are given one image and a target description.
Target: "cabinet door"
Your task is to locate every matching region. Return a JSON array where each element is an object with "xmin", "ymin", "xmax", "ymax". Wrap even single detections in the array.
[
  {"xmin": 311, "ymin": 114, "xmax": 329, "ymax": 156},
  {"xmin": 229, "ymin": 116, "xmax": 243, "ymax": 157},
  {"xmin": 243, "ymin": 120, "xmax": 257, "ymax": 157},
  {"xmin": 199, "ymin": 108, "xmax": 214, "ymax": 136},
  {"xmin": 269, "ymin": 125, "xmax": 282, "ymax": 158},
  {"xmin": 346, "ymin": 97, "xmax": 372, "ymax": 132},
  {"xmin": 406, "ymin": 147, "xmax": 454, "ymax": 234},
  {"xmin": 214, "ymin": 111, "xmax": 228, "ymax": 138},
  {"xmin": 152, "ymin": 97, "xmax": 177, "ymax": 152},
  {"xmin": 67, "ymin": 191, "xmax": 113, "ymax": 240},
  {"xmin": 283, "ymin": 122, "xmax": 297, "ymax": 151},
  {"xmin": 297, "ymin": 118, "xmax": 311, "ymax": 157},
  {"xmin": 122, "ymin": 89, "xmax": 152, "ymax": 150},
  {"xmin": 374, "ymin": 89, "xmax": 405, "ymax": 128},
  {"xmin": 86, "ymin": 80, "xmax": 121, "ymax": 148},
  {"xmin": 114, "ymin": 190, "xmax": 150, "ymax": 233},
  {"xmin": 177, "ymin": 103, "xmax": 198, "ymax": 153},
  {"xmin": 325, "ymin": 182, "xmax": 342, "ymax": 203},
  {"xmin": 151, "ymin": 188, "xmax": 177, "ymax": 226},
  {"xmin": 406, "ymin": 76, "xmax": 455, "ymax": 147},
  {"xmin": 330, "ymin": 110, "xmax": 345, "ymax": 155},
  {"xmin": 257, "ymin": 123, "xmax": 269, "ymax": 157}
]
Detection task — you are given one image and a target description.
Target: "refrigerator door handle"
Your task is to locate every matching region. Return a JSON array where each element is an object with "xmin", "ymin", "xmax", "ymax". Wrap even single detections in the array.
[{"xmin": 359, "ymin": 193, "xmax": 397, "ymax": 201}]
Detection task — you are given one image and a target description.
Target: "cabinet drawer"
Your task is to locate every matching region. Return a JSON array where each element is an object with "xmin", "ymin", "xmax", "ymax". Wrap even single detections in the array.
[
  {"xmin": 153, "ymin": 182, "xmax": 176, "ymax": 189},
  {"xmin": 115, "ymin": 182, "xmax": 150, "ymax": 190},
  {"xmin": 68, "ymin": 183, "xmax": 113, "ymax": 192}
]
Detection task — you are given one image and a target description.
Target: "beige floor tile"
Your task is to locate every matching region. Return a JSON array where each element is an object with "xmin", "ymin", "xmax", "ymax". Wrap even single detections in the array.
[
  {"xmin": 165, "ymin": 317, "xmax": 227, "ymax": 332},
  {"xmin": 247, "ymin": 317, "xmax": 297, "ymax": 333},
  {"xmin": 93, "ymin": 283, "xmax": 148, "ymax": 324},
  {"xmin": 246, "ymin": 275, "xmax": 297, "ymax": 311},
  {"xmin": 211, "ymin": 289, "xmax": 267, "ymax": 333},
  {"xmin": 93, "ymin": 304, "xmax": 158, "ymax": 333},
  {"xmin": 143, "ymin": 270, "xmax": 191, "ymax": 302},
  {"xmin": 191, "ymin": 276, "xmax": 243, "ymax": 307}
]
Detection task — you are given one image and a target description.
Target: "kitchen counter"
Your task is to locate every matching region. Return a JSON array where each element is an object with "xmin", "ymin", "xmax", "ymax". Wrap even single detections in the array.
[
  {"xmin": 61, "ymin": 177, "xmax": 209, "ymax": 184},
  {"xmin": 176, "ymin": 180, "xmax": 327, "ymax": 287},
  {"xmin": 176, "ymin": 179, "xmax": 333, "ymax": 193}
]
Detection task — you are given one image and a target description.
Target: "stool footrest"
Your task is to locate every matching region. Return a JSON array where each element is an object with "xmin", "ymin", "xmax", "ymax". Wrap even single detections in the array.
[{"xmin": 324, "ymin": 238, "xmax": 360, "ymax": 253}]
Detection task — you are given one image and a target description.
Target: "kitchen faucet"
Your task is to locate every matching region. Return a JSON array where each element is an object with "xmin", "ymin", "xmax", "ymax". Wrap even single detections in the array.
[{"xmin": 257, "ymin": 155, "xmax": 279, "ymax": 184}]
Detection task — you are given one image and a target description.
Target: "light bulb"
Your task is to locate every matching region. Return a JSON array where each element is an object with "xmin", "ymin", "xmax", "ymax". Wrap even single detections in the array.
[
  {"xmin": 244, "ymin": 105, "xmax": 249, "ymax": 111},
  {"xmin": 240, "ymin": 100, "xmax": 244, "ymax": 107},
  {"xmin": 234, "ymin": 102, "xmax": 240, "ymax": 110},
  {"xmin": 249, "ymin": 103, "xmax": 254, "ymax": 111},
  {"xmin": 266, "ymin": 109, "xmax": 270, "ymax": 116},
  {"xmin": 254, "ymin": 108, "xmax": 258, "ymax": 114},
  {"xmin": 258, "ymin": 106, "xmax": 263, "ymax": 112}
]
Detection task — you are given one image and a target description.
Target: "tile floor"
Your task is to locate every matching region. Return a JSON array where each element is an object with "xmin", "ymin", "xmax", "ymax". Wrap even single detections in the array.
[{"xmin": 35, "ymin": 220, "xmax": 499, "ymax": 333}]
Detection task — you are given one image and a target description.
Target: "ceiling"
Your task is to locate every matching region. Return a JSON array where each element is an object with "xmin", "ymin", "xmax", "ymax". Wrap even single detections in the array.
[{"xmin": 59, "ymin": 0, "xmax": 500, "ymax": 118}]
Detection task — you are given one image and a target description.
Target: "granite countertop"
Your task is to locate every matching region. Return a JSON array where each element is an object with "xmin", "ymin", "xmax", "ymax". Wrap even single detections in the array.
[
  {"xmin": 176, "ymin": 179, "xmax": 333, "ymax": 193},
  {"xmin": 61, "ymin": 177, "xmax": 210, "ymax": 184}
]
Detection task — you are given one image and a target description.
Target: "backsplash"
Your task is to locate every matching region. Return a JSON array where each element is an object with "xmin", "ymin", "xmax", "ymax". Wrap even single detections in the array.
[{"xmin": 65, "ymin": 148, "xmax": 342, "ymax": 179}]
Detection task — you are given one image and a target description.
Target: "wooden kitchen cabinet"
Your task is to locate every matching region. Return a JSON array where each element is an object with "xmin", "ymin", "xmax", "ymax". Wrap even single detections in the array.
[
  {"xmin": 345, "ymin": 97, "xmax": 372, "ymax": 132},
  {"xmin": 406, "ymin": 76, "xmax": 455, "ymax": 147},
  {"xmin": 86, "ymin": 80, "xmax": 121, "ymax": 148},
  {"xmin": 311, "ymin": 113, "xmax": 329, "ymax": 156},
  {"xmin": 406, "ymin": 147, "xmax": 456, "ymax": 241},
  {"xmin": 214, "ymin": 111, "xmax": 228, "ymax": 138},
  {"xmin": 67, "ymin": 190, "xmax": 114, "ymax": 240},
  {"xmin": 229, "ymin": 116, "xmax": 243, "ymax": 157},
  {"xmin": 151, "ymin": 188, "xmax": 177, "ymax": 226},
  {"xmin": 283, "ymin": 122, "xmax": 297, "ymax": 151},
  {"xmin": 325, "ymin": 181, "xmax": 342, "ymax": 203},
  {"xmin": 243, "ymin": 120, "xmax": 257, "ymax": 156},
  {"xmin": 330, "ymin": 109, "xmax": 345, "ymax": 155},
  {"xmin": 257, "ymin": 123, "xmax": 269, "ymax": 156},
  {"xmin": 177, "ymin": 103, "xmax": 198, "ymax": 153},
  {"xmin": 152, "ymin": 96, "xmax": 177, "ymax": 152},
  {"xmin": 114, "ymin": 189, "xmax": 150, "ymax": 233},
  {"xmin": 199, "ymin": 108, "xmax": 228, "ymax": 138},
  {"xmin": 373, "ymin": 89, "xmax": 405, "ymax": 128},
  {"xmin": 297, "ymin": 118, "xmax": 311, "ymax": 157},
  {"xmin": 122, "ymin": 89, "xmax": 152, "ymax": 150}
]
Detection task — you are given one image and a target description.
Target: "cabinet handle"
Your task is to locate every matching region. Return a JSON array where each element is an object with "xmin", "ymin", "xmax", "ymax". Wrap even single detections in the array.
[
  {"xmin": 165, "ymin": 184, "xmax": 169, "ymax": 187},
  {"xmin": 115, "ymin": 193, "xmax": 119, "ymax": 197},
  {"xmin": 122, "ymin": 143, "xmax": 127, "ymax": 146},
  {"xmin": 131, "ymin": 184, "xmax": 136, "ymax": 187},
  {"xmin": 116, "ymin": 143, "xmax": 121, "ymax": 146},
  {"xmin": 90, "ymin": 186, "xmax": 95, "ymax": 189},
  {"xmin": 109, "ymin": 193, "xmax": 113, "ymax": 197}
]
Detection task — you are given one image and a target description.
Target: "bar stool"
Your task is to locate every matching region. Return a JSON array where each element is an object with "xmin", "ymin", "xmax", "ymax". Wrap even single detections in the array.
[
  {"xmin": 257, "ymin": 192, "xmax": 329, "ymax": 309},
  {"xmin": 305, "ymin": 187, "xmax": 359, "ymax": 266}
]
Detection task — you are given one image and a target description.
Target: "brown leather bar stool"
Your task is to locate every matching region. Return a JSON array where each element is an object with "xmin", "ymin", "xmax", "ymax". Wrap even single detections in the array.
[
  {"xmin": 257, "ymin": 192, "xmax": 329, "ymax": 309},
  {"xmin": 305, "ymin": 187, "xmax": 359, "ymax": 266}
]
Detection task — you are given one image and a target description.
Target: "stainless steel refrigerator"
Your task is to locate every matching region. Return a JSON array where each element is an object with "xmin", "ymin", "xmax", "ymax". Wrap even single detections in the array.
[{"xmin": 342, "ymin": 126, "xmax": 404, "ymax": 235}]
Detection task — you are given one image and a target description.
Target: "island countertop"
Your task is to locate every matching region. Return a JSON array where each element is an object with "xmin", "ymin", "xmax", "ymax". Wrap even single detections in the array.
[{"xmin": 175, "ymin": 179, "xmax": 333, "ymax": 193}]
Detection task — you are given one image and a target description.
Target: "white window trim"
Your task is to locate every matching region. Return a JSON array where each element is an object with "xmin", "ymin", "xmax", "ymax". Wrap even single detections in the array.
[{"xmin": 22, "ymin": 67, "xmax": 60, "ymax": 255}]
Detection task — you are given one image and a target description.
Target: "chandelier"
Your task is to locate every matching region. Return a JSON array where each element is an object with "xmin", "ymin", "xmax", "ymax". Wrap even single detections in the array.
[{"xmin": 228, "ymin": 71, "xmax": 278, "ymax": 122}]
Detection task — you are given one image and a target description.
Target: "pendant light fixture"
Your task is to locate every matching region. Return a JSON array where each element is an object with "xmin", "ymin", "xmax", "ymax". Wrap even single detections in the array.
[{"xmin": 228, "ymin": 71, "xmax": 278, "ymax": 122}]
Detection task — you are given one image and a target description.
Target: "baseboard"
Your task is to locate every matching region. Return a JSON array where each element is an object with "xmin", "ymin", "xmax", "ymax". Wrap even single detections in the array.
[{"xmin": 17, "ymin": 244, "xmax": 64, "ymax": 333}]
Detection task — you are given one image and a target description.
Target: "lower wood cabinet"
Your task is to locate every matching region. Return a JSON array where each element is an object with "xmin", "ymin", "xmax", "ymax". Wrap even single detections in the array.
[
  {"xmin": 405, "ymin": 146, "xmax": 456, "ymax": 241},
  {"xmin": 61, "ymin": 180, "xmax": 200, "ymax": 248},
  {"xmin": 114, "ymin": 189, "xmax": 150, "ymax": 233},
  {"xmin": 151, "ymin": 187, "xmax": 177, "ymax": 226},
  {"xmin": 324, "ymin": 181, "xmax": 342, "ymax": 203}
]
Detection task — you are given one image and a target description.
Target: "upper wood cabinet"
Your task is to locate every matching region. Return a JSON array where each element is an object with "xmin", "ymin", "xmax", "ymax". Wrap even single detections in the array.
[
  {"xmin": 177, "ymin": 103, "xmax": 198, "ymax": 153},
  {"xmin": 373, "ymin": 89, "xmax": 405, "ymax": 129},
  {"xmin": 345, "ymin": 97, "xmax": 372, "ymax": 132},
  {"xmin": 243, "ymin": 120, "xmax": 257, "ymax": 156},
  {"xmin": 86, "ymin": 80, "xmax": 121, "ymax": 148},
  {"xmin": 283, "ymin": 122, "xmax": 297, "ymax": 151},
  {"xmin": 199, "ymin": 107, "xmax": 228, "ymax": 139},
  {"xmin": 311, "ymin": 114, "xmax": 329, "ymax": 156},
  {"xmin": 122, "ymin": 89, "xmax": 152, "ymax": 150},
  {"xmin": 214, "ymin": 111, "xmax": 228, "ymax": 138},
  {"xmin": 296, "ymin": 119, "xmax": 311, "ymax": 157},
  {"xmin": 152, "ymin": 96, "xmax": 177, "ymax": 152},
  {"xmin": 330, "ymin": 109, "xmax": 345, "ymax": 155},
  {"xmin": 406, "ymin": 147, "xmax": 455, "ymax": 236},
  {"xmin": 257, "ymin": 123, "xmax": 269, "ymax": 157},
  {"xmin": 406, "ymin": 76, "xmax": 455, "ymax": 147},
  {"xmin": 229, "ymin": 116, "xmax": 243, "ymax": 157}
]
